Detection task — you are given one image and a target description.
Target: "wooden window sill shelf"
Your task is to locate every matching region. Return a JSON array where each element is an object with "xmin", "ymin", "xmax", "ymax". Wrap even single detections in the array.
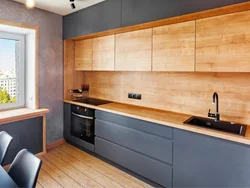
[{"xmin": 0, "ymin": 108, "xmax": 49, "ymax": 125}]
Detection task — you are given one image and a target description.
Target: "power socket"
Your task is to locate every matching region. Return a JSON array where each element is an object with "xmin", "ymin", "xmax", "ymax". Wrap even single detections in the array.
[{"xmin": 128, "ymin": 93, "xmax": 142, "ymax": 100}]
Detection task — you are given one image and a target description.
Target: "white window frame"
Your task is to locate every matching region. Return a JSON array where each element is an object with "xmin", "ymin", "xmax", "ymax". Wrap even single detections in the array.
[{"xmin": 0, "ymin": 31, "xmax": 25, "ymax": 111}]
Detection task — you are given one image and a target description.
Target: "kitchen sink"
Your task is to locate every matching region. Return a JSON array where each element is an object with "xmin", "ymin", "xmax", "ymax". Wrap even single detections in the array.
[{"xmin": 184, "ymin": 116, "xmax": 247, "ymax": 136}]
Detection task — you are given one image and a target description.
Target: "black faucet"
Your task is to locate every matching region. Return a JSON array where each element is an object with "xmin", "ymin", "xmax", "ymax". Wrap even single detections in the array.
[{"xmin": 208, "ymin": 92, "xmax": 220, "ymax": 122}]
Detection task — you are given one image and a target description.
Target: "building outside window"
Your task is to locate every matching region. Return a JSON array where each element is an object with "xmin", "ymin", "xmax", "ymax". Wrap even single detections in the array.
[{"xmin": 0, "ymin": 31, "xmax": 25, "ymax": 110}]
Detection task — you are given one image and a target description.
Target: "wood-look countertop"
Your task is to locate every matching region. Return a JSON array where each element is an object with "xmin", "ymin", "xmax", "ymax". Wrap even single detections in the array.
[
  {"xmin": 0, "ymin": 108, "xmax": 50, "ymax": 125},
  {"xmin": 64, "ymin": 100, "xmax": 250, "ymax": 146}
]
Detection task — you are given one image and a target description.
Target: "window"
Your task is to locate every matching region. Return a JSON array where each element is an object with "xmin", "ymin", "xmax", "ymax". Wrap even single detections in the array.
[{"xmin": 0, "ymin": 31, "xmax": 25, "ymax": 110}]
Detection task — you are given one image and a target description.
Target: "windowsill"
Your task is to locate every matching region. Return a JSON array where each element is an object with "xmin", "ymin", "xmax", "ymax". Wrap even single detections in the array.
[{"xmin": 0, "ymin": 108, "xmax": 49, "ymax": 125}]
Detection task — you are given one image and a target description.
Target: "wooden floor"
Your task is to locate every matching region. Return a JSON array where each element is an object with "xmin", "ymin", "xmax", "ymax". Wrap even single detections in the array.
[{"xmin": 36, "ymin": 143, "xmax": 152, "ymax": 188}]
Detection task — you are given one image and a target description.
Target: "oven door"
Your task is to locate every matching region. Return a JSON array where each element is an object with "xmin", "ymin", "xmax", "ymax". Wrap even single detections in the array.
[{"xmin": 71, "ymin": 112, "xmax": 94, "ymax": 144}]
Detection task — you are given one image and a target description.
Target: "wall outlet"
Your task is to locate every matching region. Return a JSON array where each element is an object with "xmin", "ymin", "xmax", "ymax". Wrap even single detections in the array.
[{"xmin": 128, "ymin": 93, "xmax": 142, "ymax": 100}]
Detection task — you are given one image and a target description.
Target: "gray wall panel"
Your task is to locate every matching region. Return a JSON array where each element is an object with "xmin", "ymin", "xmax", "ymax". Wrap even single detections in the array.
[{"xmin": 0, "ymin": 117, "xmax": 43, "ymax": 165}]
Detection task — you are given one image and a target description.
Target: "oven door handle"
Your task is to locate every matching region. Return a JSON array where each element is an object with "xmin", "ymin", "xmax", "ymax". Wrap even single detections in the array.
[{"xmin": 72, "ymin": 112, "xmax": 94, "ymax": 120}]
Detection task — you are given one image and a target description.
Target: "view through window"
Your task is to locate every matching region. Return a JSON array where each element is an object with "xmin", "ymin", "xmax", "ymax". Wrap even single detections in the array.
[
  {"xmin": 0, "ymin": 32, "xmax": 25, "ymax": 110},
  {"xmin": 0, "ymin": 38, "xmax": 17, "ymax": 104}
]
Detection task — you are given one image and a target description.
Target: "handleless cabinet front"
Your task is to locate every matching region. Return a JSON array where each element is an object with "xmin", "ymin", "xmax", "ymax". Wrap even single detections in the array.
[
  {"xmin": 93, "ymin": 35, "xmax": 115, "ymax": 71},
  {"xmin": 74, "ymin": 39, "xmax": 93, "ymax": 70},
  {"xmin": 115, "ymin": 29, "xmax": 152, "ymax": 71},
  {"xmin": 196, "ymin": 10, "xmax": 250, "ymax": 72},
  {"xmin": 153, "ymin": 21, "xmax": 195, "ymax": 71}
]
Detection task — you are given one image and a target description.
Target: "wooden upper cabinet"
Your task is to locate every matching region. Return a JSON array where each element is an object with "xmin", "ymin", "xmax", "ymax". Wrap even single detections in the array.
[
  {"xmin": 153, "ymin": 21, "xmax": 195, "ymax": 72},
  {"xmin": 115, "ymin": 29, "xmax": 152, "ymax": 71},
  {"xmin": 93, "ymin": 35, "xmax": 115, "ymax": 71},
  {"xmin": 196, "ymin": 10, "xmax": 250, "ymax": 72},
  {"xmin": 74, "ymin": 39, "xmax": 93, "ymax": 70}
]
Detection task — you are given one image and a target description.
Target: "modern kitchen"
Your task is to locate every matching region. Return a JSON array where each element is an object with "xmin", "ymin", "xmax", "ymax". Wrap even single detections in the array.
[{"xmin": 0, "ymin": 0, "xmax": 250, "ymax": 188}]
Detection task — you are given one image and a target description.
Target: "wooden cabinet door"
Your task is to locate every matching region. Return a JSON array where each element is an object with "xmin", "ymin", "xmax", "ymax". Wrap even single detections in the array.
[
  {"xmin": 115, "ymin": 29, "xmax": 152, "ymax": 71},
  {"xmin": 196, "ymin": 10, "xmax": 250, "ymax": 72},
  {"xmin": 153, "ymin": 21, "xmax": 195, "ymax": 71},
  {"xmin": 93, "ymin": 35, "xmax": 115, "ymax": 71},
  {"xmin": 74, "ymin": 39, "xmax": 93, "ymax": 70}
]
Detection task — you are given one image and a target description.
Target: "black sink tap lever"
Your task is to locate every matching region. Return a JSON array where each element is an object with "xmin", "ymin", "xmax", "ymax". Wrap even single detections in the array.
[{"xmin": 208, "ymin": 92, "xmax": 220, "ymax": 122}]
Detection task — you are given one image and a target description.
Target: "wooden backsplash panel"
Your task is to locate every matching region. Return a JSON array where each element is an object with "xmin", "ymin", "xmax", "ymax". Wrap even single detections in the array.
[{"xmin": 83, "ymin": 72, "xmax": 250, "ymax": 125}]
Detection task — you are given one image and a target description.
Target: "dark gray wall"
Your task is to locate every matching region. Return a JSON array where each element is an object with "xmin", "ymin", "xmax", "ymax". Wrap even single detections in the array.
[
  {"xmin": 0, "ymin": 117, "xmax": 43, "ymax": 165},
  {"xmin": 63, "ymin": 0, "xmax": 249, "ymax": 39},
  {"xmin": 0, "ymin": 0, "xmax": 63, "ymax": 144}
]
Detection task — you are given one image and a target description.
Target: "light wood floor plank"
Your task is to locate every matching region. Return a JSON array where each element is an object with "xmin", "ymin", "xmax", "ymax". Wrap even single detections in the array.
[
  {"xmin": 35, "ymin": 182, "xmax": 43, "ymax": 188},
  {"xmin": 38, "ymin": 169, "xmax": 63, "ymax": 188},
  {"xmin": 40, "ymin": 156, "xmax": 82, "ymax": 188},
  {"xmin": 66, "ymin": 143, "xmax": 153, "ymax": 188},
  {"xmin": 42, "ymin": 152, "xmax": 103, "ymax": 188},
  {"xmin": 50, "ymin": 147, "xmax": 123, "ymax": 188},
  {"xmin": 58, "ymin": 144, "xmax": 147, "ymax": 188}
]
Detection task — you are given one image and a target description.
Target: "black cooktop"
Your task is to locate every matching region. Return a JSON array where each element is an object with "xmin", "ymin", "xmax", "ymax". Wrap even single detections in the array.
[{"xmin": 74, "ymin": 98, "xmax": 112, "ymax": 106}]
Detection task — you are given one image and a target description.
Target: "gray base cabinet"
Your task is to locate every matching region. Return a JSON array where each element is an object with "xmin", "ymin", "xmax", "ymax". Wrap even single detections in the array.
[
  {"xmin": 173, "ymin": 129, "xmax": 250, "ymax": 187},
  {"xmin": 64, "ymin": 105, "xmax": 250, "ymax": 188},
  {"xmin": 95, "ymin": 137, "xmax": 172, "ymax": 188},
  {"xmin": 95, "ymin": 110, "xmax": 173, "ymax": 187}
]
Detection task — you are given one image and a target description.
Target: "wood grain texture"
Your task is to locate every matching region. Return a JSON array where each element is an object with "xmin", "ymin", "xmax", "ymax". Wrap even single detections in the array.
[
  {"xmin": 115, "ymin": 29, "xmax": 152, "ymax": 71},
  {"xmin": 0, "ymin": 108, "xmax": 49, "ymax": 125},
  {"xmin": 43, "ymin": 115, "xmax": 47, "ymax": 153},
  {"xmin": 74, "ymin": 39, "xmax": 93, "ymax": 70},
  {"xmin": 64, "ymin": 40, "xmax": 85, "ymax": 100},
  {"xmin": 83, "ymin": 71, "xmax": 250, "ymax": 125},
  {"xmin": 196, "ymin": 10, "xmax": 250, "ymax": 72},
  {"xmin": 93, "ymin": 35, "xmax": 115, "ymax": 71},
  {"xmin": 70, "ymin": 2, "xmax": 250, "ymax": 41},
  {"xmin": 153, "ymin": 21, "xmax": 195, "ymax": 71},
  {"xmin": 47, "ymin": 139, "xmax": 66, "ymax": 150},
  {"xmin": 36, "ymin": 144, "xmax": 152, "ymax": 188}
]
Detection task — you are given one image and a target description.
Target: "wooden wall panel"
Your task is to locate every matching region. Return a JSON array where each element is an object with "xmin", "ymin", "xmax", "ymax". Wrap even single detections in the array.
[
  {"xmin": 153, "ymin": 21, "xmax": 195, "ymax": 71},
  {"xmin": 84, "ymin": 71, "xmax": 250, "ymax": 125},
  {"xmin": 115, "ymin": 29, "xmax": 152, "ymax": 71},
  {"xmin": 196, "ymin": 10, "xmax": 250, "ymax": 72},
  {"xmin": 75, "ymin": 39, "xmax": 93, "ymax": 70},
  {"xmin": 64, "ymin": 40, "xmax": 85, "ymax": 100},
  {"xmin": 93, "ymin": 35, "xmax": 115, "ymax": 71}
]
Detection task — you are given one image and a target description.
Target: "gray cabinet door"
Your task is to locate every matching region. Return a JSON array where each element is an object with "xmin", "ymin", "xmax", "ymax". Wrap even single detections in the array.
[
  {"xmin": 96, "ymin": 110, "xmax": 173, "ymax": 139},
  {"xmin": 63, "ymin": 0, "xmax": 121, "ymax": 39},
  {"xmin": 96, "ymin": 119, "xmax": 173, "ymax": 164},
  {"xmin": 95, "ymin": 137, "xmax": 173, "ymax": 188},
  {"xmin": 121, "ymin": 0, "xmax": 249, "ymax": 27},
  {"xmin": 63, "ymin": 103, "xmax": 71, "ymax": 140},
  {"xmin": 173, "ymin": 129, "xmax": 250, "ymax": 187}
]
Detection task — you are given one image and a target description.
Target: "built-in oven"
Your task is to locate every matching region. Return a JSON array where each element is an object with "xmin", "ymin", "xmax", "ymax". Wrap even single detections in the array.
[{"xmin": 71, "ymin": 105, "xmax": 95, "ymax": 144}]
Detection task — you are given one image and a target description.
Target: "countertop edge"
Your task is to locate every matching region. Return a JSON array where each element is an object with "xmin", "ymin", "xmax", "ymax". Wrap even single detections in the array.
[
  {"xmin": 64, "ymin": 100, "xmax": 250, "ymax": 146},
  {"xmin": 0, "ymin": 108, "xmax": 50, "ymax": 125}
]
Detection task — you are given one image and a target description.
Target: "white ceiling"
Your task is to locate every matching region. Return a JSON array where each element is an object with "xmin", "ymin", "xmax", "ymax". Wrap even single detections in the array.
[{"xmin": 13, "ymin": 0, "xmax": 106, "ymax": 16}]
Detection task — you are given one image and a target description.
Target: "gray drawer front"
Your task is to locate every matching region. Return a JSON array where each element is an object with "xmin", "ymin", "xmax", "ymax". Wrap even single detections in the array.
[
  {"xmin": 96, "ymin": 110, "xmax": 173, "ymax": 139},
  {"xmin": 96, "ymin": 119, "xmax": 173, "ymax": 164},
  {"xmin": 95, "ymin": 137, "xmax": 172, "ymax": 188}
]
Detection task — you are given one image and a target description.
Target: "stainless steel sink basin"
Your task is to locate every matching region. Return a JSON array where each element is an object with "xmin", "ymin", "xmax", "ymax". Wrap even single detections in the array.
[{"xmin": 184, "ymin": 116, "xmax": 247, "ymax": 136}]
